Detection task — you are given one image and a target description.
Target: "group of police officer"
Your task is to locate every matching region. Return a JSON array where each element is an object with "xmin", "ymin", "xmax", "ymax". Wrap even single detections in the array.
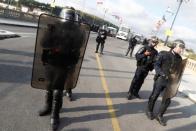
[
  {"xmin": 31, "ymin": 6, "xmax": 186, "ymax": 131},
  {"xmin": 127, "ymin": 36, "xmax": 185, "ymax": 126}
]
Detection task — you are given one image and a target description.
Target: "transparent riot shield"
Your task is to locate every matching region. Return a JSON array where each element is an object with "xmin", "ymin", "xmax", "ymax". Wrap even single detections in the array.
[
  {"xmin": 64, "ymin": 23, "xmax": 90, "ymax": 90},
  {"xmin": 31, "ymin": 14, "xmax": 90, "ymax": 90},
  {"xmin": 163, "ymin": 58, "xmax": 187, "ymax": 100}
]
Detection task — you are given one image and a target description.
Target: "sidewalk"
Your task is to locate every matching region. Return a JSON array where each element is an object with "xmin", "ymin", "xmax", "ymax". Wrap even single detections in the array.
[{"xmin": 179, "ymin": 68, "xmax": 196, "ymax": 103}]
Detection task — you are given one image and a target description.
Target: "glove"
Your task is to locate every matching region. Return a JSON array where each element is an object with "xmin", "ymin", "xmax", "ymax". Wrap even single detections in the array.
[
  {"xmin": 144, "ymin": 51, "xmax": 151, "ymax": 56},
  {"xmin": 161, "ymin": 74, "xmax": 168, "ymax": 79}
]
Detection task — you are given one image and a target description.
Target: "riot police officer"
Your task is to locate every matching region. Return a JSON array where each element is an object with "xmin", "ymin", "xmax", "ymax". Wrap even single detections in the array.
[
  {"xmin": 127, "ymin": 36, "xmax": 158, "ymax": 100},
  {"xmin": 146, "ymin": 40, "xmax": 185, "ymax": 126},
  {"xmin": 95, "ymin": 25, "xmax": 107, "ymax": 54},
  {"xmin": 38, "ymin": 7, "xmax": 84, "ymax": 131},
  {"xmin": 125, "ymin": 36, "xmax": 138, "ymax": 57}
]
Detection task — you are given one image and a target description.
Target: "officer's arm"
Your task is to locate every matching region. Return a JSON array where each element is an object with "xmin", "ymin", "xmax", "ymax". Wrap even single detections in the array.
[
  {"xmin": 135, "ymin": 47, "xmax": 146, "ymax": 61},
  {"xmin": 154, "ymin": 52, "xmax": 165, "ymax": 76},
  {"xmin": 149, "ymin": 51, "xmax": 158, "ymax": 71}
]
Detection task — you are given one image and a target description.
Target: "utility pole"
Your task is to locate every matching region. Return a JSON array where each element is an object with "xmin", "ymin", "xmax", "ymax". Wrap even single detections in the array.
[{"xmin": 164, "ymin": 0, "xmax": 190, "ymax": 46}]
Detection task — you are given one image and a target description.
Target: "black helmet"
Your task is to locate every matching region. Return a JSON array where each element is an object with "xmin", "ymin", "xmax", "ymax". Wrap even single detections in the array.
[
  {"xmin": 173, "ymin": 39, "xmax": 185, "ymax": 49},
  {"xmin": 59, "ymin": 7, "xmax": 78, "ymax": 22},
  {"xmin": 150, "ymin": 36, "xmax": 159, "ymax": 44}
]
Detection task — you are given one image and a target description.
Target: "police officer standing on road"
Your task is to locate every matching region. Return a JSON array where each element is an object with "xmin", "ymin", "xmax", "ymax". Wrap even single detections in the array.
[
  {"xmin": 38, "ymin": 7, "xmax": 86, "ymax": 131},
  {"xmin": 95, "ymin": 25, "xmax": 107, "ymax": 54},
  {"xmin": 146, "ymin": 40, "xmax": 186, "ymax": 126},
  {"xmin": 127, "ymin": 36, "xmax": 158, "ymax": 100},
  {"xmin": 125, "ymin": 36, "xmax": 138, "ymax": 57}
]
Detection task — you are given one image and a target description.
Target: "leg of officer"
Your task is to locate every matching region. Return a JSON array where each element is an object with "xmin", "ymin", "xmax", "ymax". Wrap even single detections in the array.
[
  {"xmin": 100, "ymin": 41, "xmax": 105, "ymax": 54},
  {"xmin": 134, "ymin": 70, "xmax": 148, "ymax": 95},
  {"xmin": 95, "ymin": 42, "xmax": 101, "ymax": 53},
  {"xmin": 39, "ymin": 65, "xmax": 54, "ymax": 116},
  {"xmin": 51, "ymin": 89, "xmax": 63, "ymax": 130},
  {"xmin": 156, "ymin": 98, "xmax": 171, "ymax": 126},
  {"xmin": 129, "ymin": 47, "xmax": 134, "ymax": 57},
  {"xmin": 125, "ymin": 46, "xmax": 131, "ymax": 56},
  {"xmin": 127, "ymin": 67, "xmax": 147, "ymax": 99},
  {"xmin": 50, "ymin": 67, "xmax": 67, "ymax": 130},
  {"xmin": 146, "ymin": 79, "xmax": 165, "ymax": 120}
]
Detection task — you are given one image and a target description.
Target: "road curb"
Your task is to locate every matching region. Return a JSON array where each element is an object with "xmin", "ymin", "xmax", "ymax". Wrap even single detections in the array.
[{"xmin": 0, "ymin": 22, "xmax": 37, "ymax": 28}]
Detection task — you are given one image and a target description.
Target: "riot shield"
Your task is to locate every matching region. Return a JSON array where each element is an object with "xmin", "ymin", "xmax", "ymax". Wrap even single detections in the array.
[
  {"xmin": 31, "ymin": 14, "xmax": 90, "ymax": 90},
  {"xmin": 64, "ymin": 23, "xmax": 90, "ymax": 90},
  {"xmin": 163, "ymin": 58, "xmax": 187, "ymax": 100}
]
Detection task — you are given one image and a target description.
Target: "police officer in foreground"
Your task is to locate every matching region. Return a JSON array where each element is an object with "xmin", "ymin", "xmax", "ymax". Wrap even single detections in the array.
[
  {"xmin": 125, "ymin": 36, "xmax": 138, "ymax": 57},
  {"xmin": 146, "ymin": 40, "xmax": 186, "ymax": 126},
  {"xmin": 36, "ymin": 7, "xmax": 87, "ymax": 131},
  {"xmin": 127, "ymin": 36, "xmax": 158, "ymax": 100},
  {"xmin": 95, "ymin": 25, "xmax": 107, "ymax": 54}
]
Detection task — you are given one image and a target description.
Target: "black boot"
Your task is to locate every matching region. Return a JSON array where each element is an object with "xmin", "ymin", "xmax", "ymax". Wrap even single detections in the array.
[
  {"xmin": 145, "ymin": 110, "xmax": 154, "ymax": 120},
  {"xmin": 50, "ymin": 90, "xmax": 63, "ymax": 131},
  {"xmin": 100, "ymin": 43, "xmax": 104, "ymax": 54},
  {"xmin": 133, "ymin": 93, "xmax": 141, "ymax": 99},
  {"xmin": 127, "ymin": 92, "xmax": 133, "ymax": 100},
  {"xmin": 156, "ymin": 115, "xmax": 166, "ymax": 126},
  {"xmin": 156, "ymin": 98, "xmax": 171, "ymax": 126},
  {"xmin": 65, "ymin": 89, "xmax": 73, "ymax": 101},
  {"xmin": 95, "ymin": 43, "xmax": 99, "ymax": 53},
  {"xmin": 39, "ymin": 91, "xmax": 53, "ymax": 116},
  {"xmin": 146, "ymin": 97, "xmax": 155, "ymax": 120}
]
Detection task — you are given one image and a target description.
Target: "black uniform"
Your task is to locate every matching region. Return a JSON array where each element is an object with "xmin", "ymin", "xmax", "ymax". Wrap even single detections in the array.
[
  {"xmin": 127, "ymin": 44, "xmax": 158, "ymax": 99},
  {"xmin": 125, "ymin": 36, "xmax": 137, "ymax": 57},
  {"xmin": 95, "ymin": 29, "xmax": 107, "ymax": 54},
  {"xmin": 146, "ymin": 50, "xmax": 182, "ymax": 126}
]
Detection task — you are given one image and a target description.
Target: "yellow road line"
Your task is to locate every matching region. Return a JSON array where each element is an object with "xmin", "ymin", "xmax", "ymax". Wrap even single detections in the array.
[{"xmin": 95, "ymin": 54, "xmax": 121, "ymax": 131}]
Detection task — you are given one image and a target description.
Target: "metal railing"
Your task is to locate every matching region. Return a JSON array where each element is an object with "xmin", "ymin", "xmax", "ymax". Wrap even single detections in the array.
[
  {"xmin": 0, "ymin": 7, "xmax": 39, "ymax": 22},
  {"xmin": 187, "ymin": 59, "xmax": 196, "ymax": 72}
]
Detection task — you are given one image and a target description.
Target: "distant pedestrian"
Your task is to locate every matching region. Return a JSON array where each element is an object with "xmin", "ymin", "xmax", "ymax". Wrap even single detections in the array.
[
  {"xmin": 125, "ymin": 36, "xmax": 138, "ymax": 57},
  {"xmin": 95, "ymin": 25, "xmax": 107, "ymax": 54}
]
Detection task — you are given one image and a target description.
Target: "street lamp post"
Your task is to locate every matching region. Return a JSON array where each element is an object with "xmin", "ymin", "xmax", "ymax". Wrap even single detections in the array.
[
  {"xmin": 164, "ymin": 0, "xmax": 190, "ymax": 46},
  {"xmin": 102, "ymin": 8, "xmax": 108, "ymax": 25},
  {"xmin": 50, "ymin": 0, "xmax": 55, "ymax": 14}
]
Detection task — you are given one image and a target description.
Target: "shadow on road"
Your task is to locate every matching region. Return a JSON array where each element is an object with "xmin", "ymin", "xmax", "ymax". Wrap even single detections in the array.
[
  {"xmin": 168, "ymin": 122, "xmax": 196, "ymax": 131},
  {"xmin": 103, "ymin": 50, "xmax": 129, "ymax": 58},
  {"xmin": 0, "ymin": 48, "xmax": 33, "ymax": 57},
  {"xmin": 59, "ymin": 90, "xmax": 196, "ymax": 130}
]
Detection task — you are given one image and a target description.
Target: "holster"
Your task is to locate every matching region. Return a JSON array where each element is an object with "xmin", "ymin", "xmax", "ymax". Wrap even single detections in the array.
[{"xmin": 154, "ymin": 74, "xmax": 160, "ymax": 81}]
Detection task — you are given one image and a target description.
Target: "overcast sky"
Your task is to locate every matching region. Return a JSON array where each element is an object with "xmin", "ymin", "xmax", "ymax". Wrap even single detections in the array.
[{"xmin": 36, "ymin": 0, "xmax": 196, "ymax": 50}]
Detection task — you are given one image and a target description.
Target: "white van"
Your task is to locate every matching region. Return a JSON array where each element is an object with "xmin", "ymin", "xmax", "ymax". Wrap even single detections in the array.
[
  {"xmin": 116, "ymin": 26, "xmax": 130, "ymax": 40},
  {"xmin": 107, "ymin": 26, "xmax": 117, "ymax": 37}
]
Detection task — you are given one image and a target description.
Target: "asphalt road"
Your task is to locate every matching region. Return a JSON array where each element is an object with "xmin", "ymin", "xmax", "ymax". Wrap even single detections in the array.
[{"xmin": 0, "ymin": 25, "xmax": 196, "ymax": 131}]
